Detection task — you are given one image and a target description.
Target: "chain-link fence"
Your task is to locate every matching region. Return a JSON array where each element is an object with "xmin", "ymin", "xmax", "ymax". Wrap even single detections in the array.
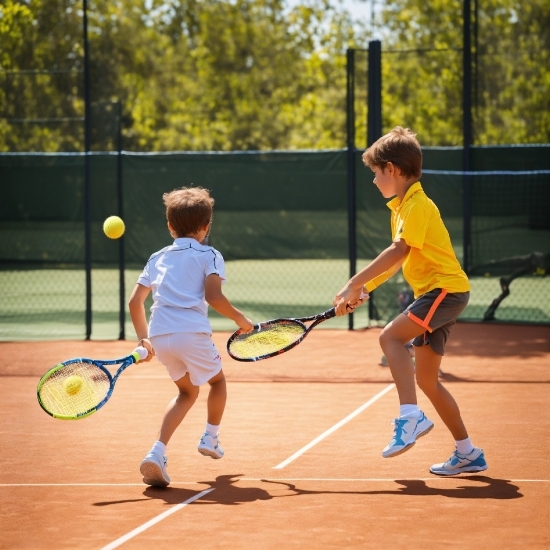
[
  {"xmin": 1, "ymin": 2, "xmax": 548, "ymax": 340},
  {"xmin": 1, "ymin": 147, "xmax": 548, "ymax": 340}
]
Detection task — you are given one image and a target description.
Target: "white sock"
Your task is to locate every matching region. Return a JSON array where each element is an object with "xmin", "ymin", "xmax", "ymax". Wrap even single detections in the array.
[
  {"xmin": 455, "ymin": 438, "xmax": 474, "ymax": 455},
  {"xmin": 205, "ymin": 423, "xmax": 219, "ymax": 437},
  {"xmin": 151, "ymin": 440, "xmax": 166, "ymax": 457},
  {"xmin": 400, "ymin": 404, "xmax": 420, "ymax": 418}
]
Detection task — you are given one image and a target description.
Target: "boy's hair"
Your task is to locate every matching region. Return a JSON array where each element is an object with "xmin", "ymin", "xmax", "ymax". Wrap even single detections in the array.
[
  {"xmin": 163, "ymin": 186, "xmax": 214, "ymax": 238},
  {"xmin": 362, "ymin": 126, "xmax": 422, "ymax": 179}
]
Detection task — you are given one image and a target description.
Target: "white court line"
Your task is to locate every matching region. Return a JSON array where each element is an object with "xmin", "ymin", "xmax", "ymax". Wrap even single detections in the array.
[
  {"xmin": 242, "ymin": 477, "xmax": 550, "ymax": 483},
  {"xmin": 273, "ymin": 383, "xmax": 395, "ymax": 469},
  {"xmin": 0, "ymin": 483, "xmax": 203, "ymax": 487},
  {"xmin": 2, "ymin": 478, "xmax": 548, "ymax": 487},
  {"xmin": 100, "ymin": 488, "xmax": 214, "ymax": 550}
]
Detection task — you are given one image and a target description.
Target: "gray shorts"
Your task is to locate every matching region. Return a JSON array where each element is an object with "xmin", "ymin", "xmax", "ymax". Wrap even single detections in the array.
[{"xmin": 404, "ymin": 289, "xmax": 469, "ymax": 356}]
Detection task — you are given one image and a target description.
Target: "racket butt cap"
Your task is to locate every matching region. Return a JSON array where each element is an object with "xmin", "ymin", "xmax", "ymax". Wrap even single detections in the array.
[{"xmin": 133, "ymin": 346, "xmax": 149, "ymax": 361}]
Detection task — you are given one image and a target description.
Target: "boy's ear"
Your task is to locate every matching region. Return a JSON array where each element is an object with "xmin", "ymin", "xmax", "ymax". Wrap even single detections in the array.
[{"xmin": 386, "ymin": 162, "xmax": 402, "ymax": 177}]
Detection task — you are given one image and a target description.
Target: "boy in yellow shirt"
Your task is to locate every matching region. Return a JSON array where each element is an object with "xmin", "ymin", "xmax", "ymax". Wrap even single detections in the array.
[{"xmin": 334, "ymin": 127, "xmax": 487, "ymax": 476}]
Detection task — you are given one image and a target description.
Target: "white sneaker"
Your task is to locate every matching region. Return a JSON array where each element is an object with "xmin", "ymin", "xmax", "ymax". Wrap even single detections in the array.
[
  {"xmin": 430, "ymin": 447, "xmax": 488, "ymax": 476},
  {"xmin": 198, "ymin": 432, "xmax": 224, "ymax": 459},
  {"xmin": 140, "ymin": 452, "xmax": 170, "ymax": 487},
  {"xmin": 382, "ymin": 411, "xmax": 434, "ymax": 458}
]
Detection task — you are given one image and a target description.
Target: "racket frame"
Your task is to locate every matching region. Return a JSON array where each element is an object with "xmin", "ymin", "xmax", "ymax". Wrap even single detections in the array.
[
  {"xmin": 227, "ymin": 307, "xmax": 336, "ymax": 362},
  {"xmin": 37, "ymin": 350, "xmax": 143, "ymax": 420}
]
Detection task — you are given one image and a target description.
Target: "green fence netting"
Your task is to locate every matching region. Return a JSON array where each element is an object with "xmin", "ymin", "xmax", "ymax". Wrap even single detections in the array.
[{"xmin": 1, "ymin": 145, "xmax": 549, "ymax": 340}]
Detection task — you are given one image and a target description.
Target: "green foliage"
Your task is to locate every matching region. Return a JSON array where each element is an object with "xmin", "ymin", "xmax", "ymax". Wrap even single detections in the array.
[
  {"xmin": 1, "ymin": 0, "xmax": 367, "ymax": 151},
  {"xmin": 380, "ymin": 0, "xmax": 550, "ymax": 144},
  {"xmin": 0, "ymin": 0, "xmax": 548, "ymax": 151}
]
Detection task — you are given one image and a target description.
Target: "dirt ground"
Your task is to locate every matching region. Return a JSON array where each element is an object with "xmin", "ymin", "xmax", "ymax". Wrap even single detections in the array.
[{"xmin": 1, "ymin": 322, "xmax": 548, "ymax": 549}]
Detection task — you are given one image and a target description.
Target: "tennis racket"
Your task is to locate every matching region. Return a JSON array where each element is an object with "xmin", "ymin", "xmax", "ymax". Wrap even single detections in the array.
[
  {"xmin": 37, "ymin": 347, "xmax": 148, "ymax": 420},
  {"xmin": 227, "ymin": 306, "xmax": 345, "ymax": 362}
]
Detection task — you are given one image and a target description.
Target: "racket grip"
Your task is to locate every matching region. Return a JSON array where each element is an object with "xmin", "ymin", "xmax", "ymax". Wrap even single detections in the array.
[
  {"xmin": 346, "ymin": 290, "xmax": 369, "ymax": 311},
  {"xmin": 134, "ymin": 346, "xmax": 149, "ymax": 360}
]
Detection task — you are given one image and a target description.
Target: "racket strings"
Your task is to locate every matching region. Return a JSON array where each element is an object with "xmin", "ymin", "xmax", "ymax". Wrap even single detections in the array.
[
  {"xmin": 229, "ymin": 322, "xmax": 305, "ymax": 359},
  {"xmin": 38, "ymin": 362, "xmax": 111, "ymax": 417}
]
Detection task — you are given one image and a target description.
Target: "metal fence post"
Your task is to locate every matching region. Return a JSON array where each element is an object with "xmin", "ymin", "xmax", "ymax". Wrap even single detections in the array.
[
  {"xmin": 346, "ymin": 48, "xmax": 357, "ymax": 330},
  {"xmin": 367, "ymin": 40, "xmax": 382, "ymax": 323},
  {"xmin": 463, "ymin": 0, "xmax": 473, "ymax": 274},
  {"xmin": 83, "ymin": 0, "xmax": 92, "ymax": 339},
  {"xmin": 116, "ymin": 101, "xmax": 125, "ymax": 340}
]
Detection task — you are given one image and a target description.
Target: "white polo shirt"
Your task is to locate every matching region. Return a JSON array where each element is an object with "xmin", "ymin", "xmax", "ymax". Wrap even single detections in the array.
[{"xmin": 137, "ymin": 237, "xmax": 226, "ymax": 336}]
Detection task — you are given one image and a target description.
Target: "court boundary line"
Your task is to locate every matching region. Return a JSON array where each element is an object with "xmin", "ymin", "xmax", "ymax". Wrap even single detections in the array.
[
  {"xmin": 99, "ymin": 488, "xmax": 214, "ymax": 550},
  {"xmin": 1, "ymin": 478, "xmax": 548, "ymax": 488},
  {"xmin": 0, "ymin": 483, "xmax": 202, "ymax": 487},
  {"xmin": 242, "ymin": 477, "xmax": 550, "ymax": 483},
  {"xmin": 273, "ymin": 383, "xmax": 395, "ymax": 469}
]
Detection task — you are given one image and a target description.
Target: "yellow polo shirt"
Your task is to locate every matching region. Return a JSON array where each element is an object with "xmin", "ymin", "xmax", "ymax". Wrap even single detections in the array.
[{"xmin": 365, "ymin": 182, "xmax": 470, "ymax": 298}]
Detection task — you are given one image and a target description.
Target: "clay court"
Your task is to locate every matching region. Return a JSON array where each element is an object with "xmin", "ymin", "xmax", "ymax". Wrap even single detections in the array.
[{"xmin": 1, "ymin": 322, "xmax": 549, "ymax": 549}]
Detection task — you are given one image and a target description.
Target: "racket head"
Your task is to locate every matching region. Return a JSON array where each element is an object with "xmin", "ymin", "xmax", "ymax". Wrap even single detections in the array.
[
  {"xmin": 36, "ymin": 348, "xmax": 147, "ymax": 420},
  {"xmin": 37, "ymin": 359, "xmax": 114, "ymax": 419},
  {"xmin": 227, "ymin": 319, "xmax": 307, "ymax": 362}
]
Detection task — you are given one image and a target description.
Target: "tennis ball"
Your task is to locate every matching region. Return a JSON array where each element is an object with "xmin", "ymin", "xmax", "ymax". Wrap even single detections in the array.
[
  {"xmin": 64, "ymin": 375, "xmax": 83, "ymax": 396},
  {"xmin": 103, "ymin": 216, "xmax": 125, "ymax": 239}
]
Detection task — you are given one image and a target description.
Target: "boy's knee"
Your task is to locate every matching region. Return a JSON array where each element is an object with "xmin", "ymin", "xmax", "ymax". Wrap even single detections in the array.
[
  {"xmin": 178, "ymin": 386, "xmax": 199, "ymax": 402},
  {"xmin": 379, "ymin": 327, "xmax": 395, "ymax": 348}
]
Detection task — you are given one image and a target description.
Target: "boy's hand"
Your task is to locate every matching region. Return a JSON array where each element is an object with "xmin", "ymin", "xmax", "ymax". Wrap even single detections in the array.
[
  {"xmin": 333, "ymin": 287, "xmax": 368, "ymax": 316},
  {"xmin": 237, "ymin": 315, "xmax": 255, "ymax": 334},
  {"xmin": 137, "ymin": 337, "xmax": 155, "ymax": 362}
]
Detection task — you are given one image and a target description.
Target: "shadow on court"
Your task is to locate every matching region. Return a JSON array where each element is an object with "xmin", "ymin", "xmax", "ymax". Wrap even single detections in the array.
[
  {"xmin": 437, "ymin": 370, "xmax": 550, "ymax": 384},
  {"xmin": 93, "ymin": 474, "xmax": 522, "ymax": 508},
  {"xmin": 93, "ymin": 474, "xmax": 274, "ymax": 507},
  {"xmin": 260, "ymin": 476, "xmax": 523, "ymax": 501}
]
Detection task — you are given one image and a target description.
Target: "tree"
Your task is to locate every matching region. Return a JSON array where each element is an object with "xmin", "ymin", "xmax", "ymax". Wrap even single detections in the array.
[
  {"xmin": 0, "ymin": 0, "xmax": 369, "ymax": 151},
  {"xmin": 1, "ymin": 0, "xmax": 547, "ymax": 151},
  {"xmin": 377, "ymin": 0, "xmax": 550, "ymax": 145}
]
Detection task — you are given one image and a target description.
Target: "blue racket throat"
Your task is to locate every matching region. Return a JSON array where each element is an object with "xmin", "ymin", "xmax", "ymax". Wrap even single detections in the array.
[
  {"xmin": 227, "ymin": 307, "xmax": 336, "ymax": 362},
  {"xmin": 36, "ymin": 347, "xmax": 148, "ymax": 420}
]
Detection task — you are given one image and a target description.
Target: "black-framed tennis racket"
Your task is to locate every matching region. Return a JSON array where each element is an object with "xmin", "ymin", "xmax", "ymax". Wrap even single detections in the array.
[
  {"xmin": 37, "ymin": 347, "xmax": 148, "ymax": 420},
  {"xmin": 227, "ymin": 307, "xmax": 338, "ymax": 362}
]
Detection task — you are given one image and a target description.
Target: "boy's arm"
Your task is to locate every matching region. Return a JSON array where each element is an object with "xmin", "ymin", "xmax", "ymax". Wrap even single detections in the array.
[
  {"xmin": 205, "ymin": 274, "xmax": 254, "ymax": 333},
  {"xmin": 334, "ymin": 239, "xmax": 410, "ymax": 316},
  {"xmin": 128, "ymin": 283, "xmax": 154, "ymax": 361},
  {"xmin": 364, "ymin": 258, "xmax": 404, "ymax": 293}
]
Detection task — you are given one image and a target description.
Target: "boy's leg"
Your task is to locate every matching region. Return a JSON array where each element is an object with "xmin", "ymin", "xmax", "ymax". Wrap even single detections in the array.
[
  {"xmin": 206, "ymin": 369, "xmax": 226, "ymax": 426},
  {"xmin": 158, "ymin": 372, "xmax": 200, "ymax": 444},
  {"xmin": 379, "ymin": 314, "xmax": 435, "ymax": 458},
  {"xmin": 379, "ymin": 313, "xmax": 425, "ymax": 405},
  {"xmin": 198, "ymin": 370, "xmax": 226, "ymax": 459},
  {"xmin": 414, "ymin": 345, "xmax": 467, "ymax": 441},
  {"xmin": 141, "ymin": 373, "xmax": 198, "ymax": 487},
  {"xmin": 415, "ymin": 341, "xmax": 488, "ymax": 476}
]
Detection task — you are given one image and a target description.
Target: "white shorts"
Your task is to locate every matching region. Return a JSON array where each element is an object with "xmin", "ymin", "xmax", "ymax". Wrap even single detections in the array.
[{"xmin": 149, "ymin": 332, "xmax": 222, "ymax": 386}]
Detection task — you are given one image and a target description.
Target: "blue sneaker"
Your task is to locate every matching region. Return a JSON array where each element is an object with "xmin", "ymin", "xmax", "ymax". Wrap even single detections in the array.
[
  {"xmin": 430, "ymin": 447, "xmax": 488, "ymax": 476},
  {"xmin": 140, "ymin": 452, "xmax": 170, "ymax": 487},
  {"xmin": 382, "ymin": 411, "xmax": 434, "ymax": 458}
]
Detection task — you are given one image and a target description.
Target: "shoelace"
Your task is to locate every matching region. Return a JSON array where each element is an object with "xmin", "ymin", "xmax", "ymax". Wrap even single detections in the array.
[{"xmin": 390, "ymin": 418, "xmax": 410, "ymax": 441}]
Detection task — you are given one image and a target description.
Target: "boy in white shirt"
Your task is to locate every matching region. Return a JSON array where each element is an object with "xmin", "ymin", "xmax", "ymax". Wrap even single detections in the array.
[{"xmin": 129, "ymin": 186, "xmax": 253, "ymax": 487}]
